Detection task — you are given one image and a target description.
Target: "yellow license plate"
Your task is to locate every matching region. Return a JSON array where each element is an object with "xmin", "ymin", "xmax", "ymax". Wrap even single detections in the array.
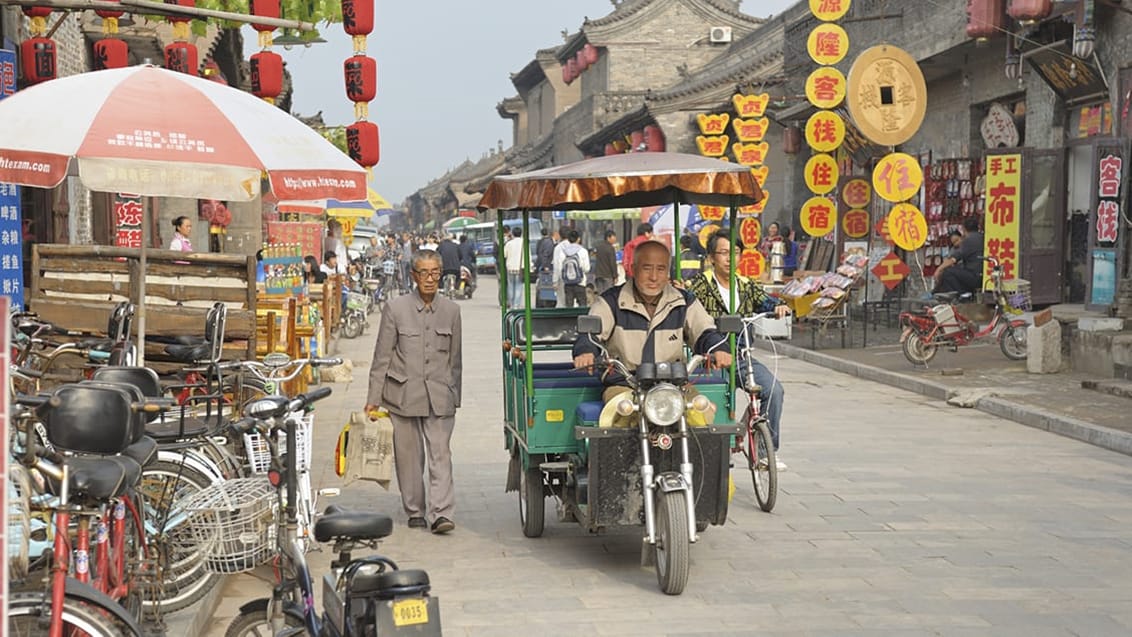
[{"xmin": 392, "ymin": 598, "xmax": 428, "ymax": 627}]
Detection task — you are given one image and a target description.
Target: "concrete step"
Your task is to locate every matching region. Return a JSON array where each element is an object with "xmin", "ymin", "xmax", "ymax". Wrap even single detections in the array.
[{"xmin": 1081, "ymin": 378, "xmax": 1132, "ymax": 400}]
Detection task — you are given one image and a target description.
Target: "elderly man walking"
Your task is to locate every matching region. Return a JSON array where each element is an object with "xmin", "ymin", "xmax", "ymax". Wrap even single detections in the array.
[{"xmin": 366, "ymin": 249, "xmax": 463, "ymax": 534}]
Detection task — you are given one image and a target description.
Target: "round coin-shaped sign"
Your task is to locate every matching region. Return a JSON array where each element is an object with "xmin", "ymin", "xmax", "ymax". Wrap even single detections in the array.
[
  {"xmin": 810, "ymin": 0, "xmax": 852, "ymax": 21},
  {"xmin": 872, "ymin": 153, "xmax": 923, "ymax": 203},
  {"xmin": 842, "ymin": 209, "xmax": 871, "ymax": 238},
  {"xmin": 885, "ymin": 203, "xmax": 928, "ymax": 251},
  {"xmin": 805, "ymin": 110, "xmax": 846, "ymax": 153},
  {"xmin": 800, "ymin": 195, "xmax": 837, "ymax": 237},
  {"xmin": 805, "ymin": 153, "xmax": 840, "ymax": 195},
  {"xmin": 805, "ymin": 66, "xmax": 847, "ymax": 109},
  {"xmin": 847, "ymin": 45, "xmax": 928, "ymax": 146},
  {"xmin": 807, "ymin": 23, "xmax": 849, "ymax": 66}
]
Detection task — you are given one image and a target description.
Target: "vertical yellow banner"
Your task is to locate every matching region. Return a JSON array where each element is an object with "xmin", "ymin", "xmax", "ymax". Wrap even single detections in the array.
[{"xmin": 983, "ymin": 153, "xmax": 1022, "ymax": 286}]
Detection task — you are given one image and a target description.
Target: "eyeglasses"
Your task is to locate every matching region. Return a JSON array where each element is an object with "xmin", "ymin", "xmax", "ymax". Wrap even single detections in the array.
[
  {"xmin": 413, "ymin": 270, "xmax": 442, "ymax": 280},
  {"xmin": 713, "ymin": 250, "xmax": 732, "ymax": 256}
]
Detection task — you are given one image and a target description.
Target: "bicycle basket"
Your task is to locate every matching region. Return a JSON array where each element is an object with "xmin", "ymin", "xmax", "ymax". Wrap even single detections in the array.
[
  {"xmin": 243, "ymin": 412, "xmax": 313, "ymax": 474},
  {"xmin": 179, "ymin": 477, "xmax": 277, "ymax": 574},
  {"xmin": 382, "ymin": 260, "xmax": 397, "ymax": 275},
  {"xmin": 1003, "ymin": 279, "xmax": 1032, "ymax": 313},
  {"xmin": 346, "ymin": 291, "xmax": 370, "ymax": 311}
]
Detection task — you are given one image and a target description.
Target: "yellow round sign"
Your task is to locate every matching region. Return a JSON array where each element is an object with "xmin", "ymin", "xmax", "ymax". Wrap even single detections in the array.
[
  {"xmin": 698, "ymin": 223, "xmax": 721, "ymax": 249},
  {"xmin": 847, "ymin": 45, "xmax": 928, "ymax": 146},
  {"xmin": 804, "ymin": 153, "xmax": 840, "ymax": 195},
  {"xmin": 841, "ymin": 178, "xmax": 872, "ymax": 208},
  {"xmin": 805, "ymin": 111, "xmax": 846, "ymax": 153},
  {"xmin": 841, "ymin": 209, "xmax": 870, "ymax": 238},
  {"xmin": 800, "ymin": 195, "xmax": 837, "ymax": 238},
  {"xmin": 807, "ymin": 23, "xmax": 849, "ymax": 66},
  {"xmin": 738, "ymin": 249, "xmax": 766, "ymax": 279},
  {"xmin": 810, "ymin": 0, "xmax": 851, "ymax": 21},
  {"xmin": 872, "ymin": 153, "xmax": 923, "ymax": 203},
  {"xmin": 886, "ymin": 203, "xmax": 928, "ymax": 251},
  {"xmin": 739, "ymin": 216, "xmax": 761, "ymax": 247},
  {"xmin": 805, "ymin": 67, "xmax": 847, "ymax": 109}
]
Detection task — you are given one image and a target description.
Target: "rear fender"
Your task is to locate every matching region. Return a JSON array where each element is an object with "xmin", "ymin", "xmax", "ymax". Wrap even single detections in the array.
[{"xmin": 64, "ymin": 578, "xmax": 144, "ymax": 635}]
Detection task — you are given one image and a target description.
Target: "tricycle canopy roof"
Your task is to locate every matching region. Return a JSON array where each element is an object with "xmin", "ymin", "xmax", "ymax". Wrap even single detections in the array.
[{"xmin": 478, "ymin": 152, "xmax": 764, "ymax": 212}]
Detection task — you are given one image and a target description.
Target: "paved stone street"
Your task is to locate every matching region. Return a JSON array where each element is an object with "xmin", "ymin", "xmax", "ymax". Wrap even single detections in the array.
[{"xmin": 205, "ymin": 278, "xmax": 1132, "ymax": 636}]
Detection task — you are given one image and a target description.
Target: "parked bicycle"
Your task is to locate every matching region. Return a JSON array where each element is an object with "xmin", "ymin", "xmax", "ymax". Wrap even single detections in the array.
[
  {"xmin": 899, "ymin": 256, "xmax": 1030, "ymax": 366},
  {"xmin": 224, "ymin": 388, "xmax": 442, "ymax": 637}
]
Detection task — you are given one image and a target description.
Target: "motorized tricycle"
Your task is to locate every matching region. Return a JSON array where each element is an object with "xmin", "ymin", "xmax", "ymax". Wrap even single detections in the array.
[{"xmin": 478, "ymin": 152, "xmax": 764, "ymax": 595}]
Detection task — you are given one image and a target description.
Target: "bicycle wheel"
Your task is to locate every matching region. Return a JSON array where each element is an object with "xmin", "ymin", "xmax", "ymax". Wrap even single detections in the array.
[
  {"xmin": 8, "ymin": 592, "xmax": 138, "ymax": 636},
  {"xmin": 341, "ymin": 314, "xmax": 363, "ymax": 339},
  {"xmin": 998, "ymin": 323, "xmax": 1028, "ymax": 361},
  {"xmin": 136, "ymin": 460, "xmax": 221, "ymax": 614},
  {"xmin": 224, "ymin": 600, "xmax": 304, "ymax": 637},
  {"xmin": 901, "ymin": 329, "xmax": 938, "ymax": 366},
  {"xmin": 744, "ymin": 419, "xmax": 777, "ymax": 512}
]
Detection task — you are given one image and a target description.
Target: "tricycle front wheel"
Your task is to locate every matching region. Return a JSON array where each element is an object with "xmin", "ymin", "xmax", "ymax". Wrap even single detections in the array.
[
  {"xmin": 519, "ymin": 466, "xmax": 545, "ymax": 538},
  {"xmin": 655, "ymin": 490, "xmax": 690, "ymax": 595}
]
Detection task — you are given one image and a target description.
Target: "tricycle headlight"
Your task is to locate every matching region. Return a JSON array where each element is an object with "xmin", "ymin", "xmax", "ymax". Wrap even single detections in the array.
[{"xmin": 642, "ymin": 383, "xmax": 684, "ymax": 427}]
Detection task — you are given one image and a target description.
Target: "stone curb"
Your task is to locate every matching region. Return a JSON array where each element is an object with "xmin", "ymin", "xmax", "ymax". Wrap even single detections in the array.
[
  {"xmin": 757, "ymin": 340, "xmax": 1132, "ymax": 457},
  {"xmin": 161, "ymin": 569, "xmax": 228, "ymax": 637}
]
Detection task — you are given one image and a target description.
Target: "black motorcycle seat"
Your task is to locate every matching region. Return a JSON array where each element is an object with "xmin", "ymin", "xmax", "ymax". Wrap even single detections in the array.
[
  {"xmin": 145, "ymin": 414, "xmax": 211, "ymax": 441},
  {"xmin": 147, "ymin": 335, "xmax": 207, "ymax": 347},
  {"xmin": 351, "ymin": 569, "xmax": 431, "ymax": 598},
  {"xmin": 165, "ymin": 342, "xmax": 212, "ymax": 364},
  {"xmin": 45, "ymin": 456, "xmax": 136, "ymax": 501},
  {"xmin": 78, "ymin": 338, "xmax": 114, "ymax": 352},
  {"xmin": 123, "ymin": 436, "xmax": 158, "ymax": 468},
  {"xmin": 313, "ymin": 509, "xmax": 394, "ymax": 543},
  {"xmin": 16, "ymin": 320, "xmax": 51, "ymax": 337}
]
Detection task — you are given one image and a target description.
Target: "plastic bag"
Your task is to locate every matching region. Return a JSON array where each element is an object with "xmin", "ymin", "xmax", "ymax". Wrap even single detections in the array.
[{"xmin": 336, "ymin": 410, "xmax": 395, "ymax": 489}]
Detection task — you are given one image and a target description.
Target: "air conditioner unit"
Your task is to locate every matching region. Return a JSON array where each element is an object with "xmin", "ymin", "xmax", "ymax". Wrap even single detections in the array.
[{"xmin": 709, "ymin": 26, "xmax": 732, "ymax": 43}]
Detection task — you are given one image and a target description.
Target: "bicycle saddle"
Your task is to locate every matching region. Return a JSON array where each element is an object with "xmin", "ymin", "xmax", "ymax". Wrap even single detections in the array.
[
  {"xmin": 352, "ymin": 569, "xmax": 431, "ymax": 599},
  {"xmin": 165, "ymin": 342, "xmax": 213, "ymax": 364},
  {"xmin": 43, "ymin": 456, "xmax": 138, "ymax": 502},
  {"xmin": 147, "ymin": 334, "xmax": 207, "ymax": 347},
  {"xmin": 931, "ymin": 292, "xmax": 960, "ymax": 303},
  {"xmin": 314, "ymin": 505, "xmax": 394, "ymax": 543}
]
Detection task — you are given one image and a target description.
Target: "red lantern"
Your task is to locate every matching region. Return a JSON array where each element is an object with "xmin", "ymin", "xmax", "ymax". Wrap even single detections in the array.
[
  {"xmin": 341, "ymin": 0, "xmax": 374, "ymax": 36},
  {"xmin": 346, "ymin": 121, "xmax": 380, "ymax": 167},
  {"xmin": 629, "ymin": 130, "xmax": 644, "ymax": 152},
  {"xmin": 966, "ymin": 0, "xmax": 1005, "ymax": 40},
  {"xmin": 164, "ymin": 42, "xmax": 198, "ymax": 75},
  {"xmin": 251, "ymin": 50, "xmax": 284, "ymax": 98},
  {"xmin": 22, "ymin": 6, "xmax": 51, "ymax": 18},
  {"xmin": 249, "ymin": 0, "xmax": 279, "ymax": 32},
  {"xmin": 604, "ymin": 143, "xmax": 617, "ymax": 156},
  {"xmin": 95, "ymin": 0, "xmax": 125, "ymax": 33},
  {"xmin": 343, "ymin": 56, "xmax": 377, "ymax": 103},
  {"xmin": 20, "ymin": 37, "xmax": 56, "ymax": 84},
  {"xmin": 564, "ymin": 58, "xmax": 577, "ymax": 84},
  {"xmin": 94, "ymin": 38, "xmax": 129, "ymax": 70},
  {"xmin": 783, "ymin": 125, "xmax": 802, "ymax": 154},
  {"xmin": 644, "ymin": 125, "xmax": 666, "ymax": 152},
  {"xmin": 575, "ymin": 49, "xmax": 587, "ymax": 72},
  {"xmin": 582, "ymin": 43, "xmax": 599, "ymax": 66},
  {"xmin": 1007, "ymin": 0, "xmax": 1051, "ymax": 23},
  {"xmin": 164, "ymin": 0, "xmax": 194, "ymax": 23}
]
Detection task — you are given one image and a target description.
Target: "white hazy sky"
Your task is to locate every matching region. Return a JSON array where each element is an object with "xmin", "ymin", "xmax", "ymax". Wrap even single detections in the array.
[{"xmin": 247, "ymin": 0, "xmax": 795, "ymax": 206}]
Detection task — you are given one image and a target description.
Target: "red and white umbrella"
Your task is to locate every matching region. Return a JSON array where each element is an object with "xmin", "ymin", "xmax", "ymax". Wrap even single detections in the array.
[{"xmin": 0, "ymin": 65, "xmax": 366, "ymax": 202}]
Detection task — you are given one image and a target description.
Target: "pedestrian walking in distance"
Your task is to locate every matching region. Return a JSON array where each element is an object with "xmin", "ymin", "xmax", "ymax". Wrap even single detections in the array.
[{"xmin": 366, "ymin": 249, "xmax": 463, "ymax": 534}]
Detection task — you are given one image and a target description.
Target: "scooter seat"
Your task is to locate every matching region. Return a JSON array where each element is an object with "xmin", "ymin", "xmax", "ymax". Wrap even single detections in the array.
[
  {"xmin": 123, "ymin": 436, "xmax": 158, "ymax": 468},
  {"xmin": 45, "ymin": 456, "xmax": 136, "ymax": 501},
  {"xmin": 576, "ymin": 400, "xmax": 604, "ymax": 425},
  {"xmin": 165, "ymin": 342, "xmax": 212, "ymax": 364},
  {"xmin": 351, "ymin": 569, "xmax": 431, "ymax": 599},
  {"xmin": 78, "ymin": 338, "xmax": 114, "ymax": 352},
  {"xmin": 932, "ymin": 292, "xmax": 959, "ymax": 303},
  {"xmin": 147, "ymin": 334, "xmax": 207, "ymax": 347},
  {"xmin": 314, "ymin": 508, "xmax": 394, "ymax": 543},
  {"xmin": 145, "ymin": 415, "xmax": 211, "ymax": 441}
]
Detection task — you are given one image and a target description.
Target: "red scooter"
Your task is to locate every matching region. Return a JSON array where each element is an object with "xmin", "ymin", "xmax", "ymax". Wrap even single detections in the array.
[{"xmin": 899, "ymin": 256, "xmax": 1030, "ymax": 366}]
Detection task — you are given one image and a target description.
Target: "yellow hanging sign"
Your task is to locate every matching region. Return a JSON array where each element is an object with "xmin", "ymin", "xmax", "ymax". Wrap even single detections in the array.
[
  {"xmin": 749, "ymin": 166, "xmax": 769, "ymax": 188},
  {"xmin": 805, "ymin": 110, "xmax": 846, "ymax": 152},
  {"xmin": 810, "ymin": 0, "xmax": 852, "ymax": 21},
  {"xmin": 983, "ymin": 153, "xmax": 1023, "ymax": 285},
  {"xmin": 886, "ymin": 203, "xmax": 929, "ymax": 251},
  {"xmin": 739, "ymin": 190, "xmax": 770, "ymax": 216},
  {"xmin": 841, "ymin": 209, "xmax": 870, "ymax": 238},
  {"xmin": 732, "ymin": 93, "xmax": 770, "ymax": 118},
  {"xmin": 696, "ymin": 113, "xmax": 731, "ymax": 135},
  {"xmin": 841, "ymin": 178, "xmax": 872, "ymax": 208},
  {"xmin": 800, "ymin": 195, "xmax": 837, "ymax": 237},
  {"xmin": 872, "ymin": 152, "xmax": 923, "ymax": 202},
  {"xmin": 695, "ymin": 135, "xmax": 730, "ymax": 157},
  {"xmin": 807, "ymin": 23, "xmax": 849, "ymax": 66},
  {"xmin": 804, "ymin": 153, "xmax": 839, "ymax": 195},
  {"xmin": 732, "ymin": 141, "xmax": 770, "ymax": 166},
  {"xmin": 732, "ymin": 117, "xmax": 769, "ymax": 142},
  {"xmin": 805, "ymin": 67, "xmax": 847, "ymax": 109}
]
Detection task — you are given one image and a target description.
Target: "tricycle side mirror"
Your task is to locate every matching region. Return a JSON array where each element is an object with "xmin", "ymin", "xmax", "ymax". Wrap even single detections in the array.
[
  {"xmin": 577, "ymin": 315, "xmax": 603, "ymax": 335},
  {"xmin": 716, "ymin": 315, "xmax": 742, "ymax": 335}
]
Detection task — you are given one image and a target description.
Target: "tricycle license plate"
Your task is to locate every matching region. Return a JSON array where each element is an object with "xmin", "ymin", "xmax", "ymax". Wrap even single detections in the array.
[{"xmin": 392, "ymin": 598, "xmax": 428, "ymax": 626}]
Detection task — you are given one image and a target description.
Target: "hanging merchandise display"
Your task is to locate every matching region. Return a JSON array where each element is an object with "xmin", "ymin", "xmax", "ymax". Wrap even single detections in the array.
[{"xmin": 922, "ymin": 157, "xmax": 985, "ymax": 275}]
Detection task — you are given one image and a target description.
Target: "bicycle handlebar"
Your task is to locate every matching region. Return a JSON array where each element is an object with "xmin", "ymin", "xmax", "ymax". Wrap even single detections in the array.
[{"xmin": 218, "ymin": 357, "xmax": 344, "ymax": 382}]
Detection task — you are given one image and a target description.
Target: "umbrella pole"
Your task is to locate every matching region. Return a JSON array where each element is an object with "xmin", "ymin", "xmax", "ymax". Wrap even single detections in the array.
[
  {"xmin": 673, "ymin": 193, "xmax": 681, "ymax": 282},
  {"xmin": 137, "ymin": 202, "xmax": 148, "ymax": 366}
]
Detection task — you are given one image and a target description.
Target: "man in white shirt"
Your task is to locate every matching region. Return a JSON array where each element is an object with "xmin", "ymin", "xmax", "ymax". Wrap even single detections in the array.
[
  {"xmin": 552, "ymin": 229, "xmax": 590, "ymax": 308},
  {"xmin": 502, "ymin": 227, "xmax": 526, "ymax": 309}
]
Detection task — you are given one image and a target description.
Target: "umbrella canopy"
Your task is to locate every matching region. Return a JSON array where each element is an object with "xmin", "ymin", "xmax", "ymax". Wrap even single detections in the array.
[
  {"xmin": 478, "ymin": 152, "xmax": 763, "ymax": 212},
  {"xmin": 0, "ymin": 66, "xmax": 366, "ymax": 202},
  {"xmin": 325, "ymin": 188, "xmax": 391, "ymax": 218}
]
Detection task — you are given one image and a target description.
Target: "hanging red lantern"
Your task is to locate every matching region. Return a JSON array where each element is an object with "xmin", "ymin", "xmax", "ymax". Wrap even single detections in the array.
[
  {"xmin": 343, "ymin": 56, "xmax": 377, "ymax": 103},
  {"xmin": 564, "ymin": 58, "xmax": 577, "ymax": 84},
  {"xmin": 583, "ymin": 43, "xmax": 599, "ymax": 66},
  {"xmin": 21, "ymin": 6, "xmax": 52, "ymax": 18},
  {"xmin": 783, "ymin": 125, "xmax": 802, "ymax": 154},
  {"xmin": 341, "ymin": 0, "xmax": 374, "ymax": 36},
  {"xmin": 575, "ymin": 49, "xmax": 587, "ymax": 72},
  {"xmin": 251, "ymin": 50, "xmax": 284, "ymax": 98},
  {"xmin": 94, "ymin": 38, "xmax": 129, "ymax": 70},
  {"xmin": 629, "ymin": 130, "xmax": 644, "ymax": 152},
  {"xmin": 165, "ymin": 42, "xmax": 199, "ymax": 75},
  {"xmin": 644, "ymin": 125, "xmax": 666, "ymax": 152},
  {"xmin": 164, "ymin": 0, "xmax": 194, "ymax": 24},
  {"xmin": 249, "ymin": 0, "xmax": 279, "ymax": 32},
  {"xmin": 966, "ymin": 0, "xmax": 1005, "ymax": 40},
  {"xmin": 1006, "ymin": 0, "xmax": 1051, "ymax": 23},
  {"xmin": 95, "ymin": 0, "xmax": 125, "ymax": 34},
  {"xmin": 22, "ymin": 7, "xmax": 52, "ymax": 36},
  {"xmin": 20, "ymin": 37, "xmax": 56, "ymax": 84},
  {"xmin": 346, "ymin": 121, "xmax": 380, "ymax": 167},
  {"xmin": 604, "ymin": 143, "xmax": 617, "ymax": 156}
]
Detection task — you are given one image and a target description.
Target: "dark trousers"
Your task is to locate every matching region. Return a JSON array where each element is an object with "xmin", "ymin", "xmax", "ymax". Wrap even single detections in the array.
[
  {"xmin": 563, "ymin": 284, "xmax": 587, "ymax": 307},
  {"xmin": 934, "ymin": 267, "xmax": 981, "ymax": 295}
]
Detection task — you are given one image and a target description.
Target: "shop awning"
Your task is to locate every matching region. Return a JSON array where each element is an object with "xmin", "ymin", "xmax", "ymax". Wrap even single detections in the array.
[{"xmin": 565, "ymin": 208, "xmax": 643, "ymax": 220}]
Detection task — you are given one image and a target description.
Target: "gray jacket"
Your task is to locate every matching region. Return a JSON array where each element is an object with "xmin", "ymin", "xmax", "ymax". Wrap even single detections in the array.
[{"xmin": 367, "ymin": 292, "xmax": 462, "ymax": 417}]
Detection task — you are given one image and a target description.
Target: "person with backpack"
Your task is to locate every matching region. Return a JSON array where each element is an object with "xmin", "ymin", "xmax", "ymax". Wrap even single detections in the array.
[{"xmin": 553, "ymin": 229, "xmax": 590, "ymax": 307}]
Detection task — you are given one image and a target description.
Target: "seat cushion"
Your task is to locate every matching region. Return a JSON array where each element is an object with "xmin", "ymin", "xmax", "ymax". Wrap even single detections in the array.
[
  {"xmin": 575, "ymin": 400, "xmax": 605, "ymax": 425},
  {"xmin": 531, "ymin": 377, "xmax": 603, "ymax": 390}
]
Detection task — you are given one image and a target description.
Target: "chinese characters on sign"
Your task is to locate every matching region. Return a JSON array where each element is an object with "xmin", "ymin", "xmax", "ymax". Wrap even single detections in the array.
[
  {"xmin": 809, "ymin": 0, "xmax": 851, "ymax": 21},
  {"xmin": 842, "ymin": 178, "xmax": 871, "ymax": 208},
  {"xmin": 731, "ymin": 117, "xmax": 769, "ymax": 142},
  {"xmin": 872, "ymin": 152, "xmax": 923, "ymax": 203},
  {"xmin": 805, "ymin": 67, "xmax": 847, "ymax": 109},
  {"xmin": 983, "ymin": 153, "xmax": 1022, "ymax": 284},
  {"xmin": 885, "ymin": 203, "xmax": 928, "ymax": 251},
  {"xmin": 801, "ymin": 196, "xmax": 836, "ymax": 238},
  {"xmin": 0, "ymin": 183, "xmax": 23, "ymax": 309},
  {"xmin": 739, "ymin": 217, "xmax": 762, "ymax": 247},
  {"xmin": 696, "ymin": 113, "xmax": 730, "ymax": 135},
  {"xmin": 731, "ymin": 93, "xmax": 769, "ymax": 118},
  {"xmin": 807, "ymin": 23, "xmax": 849, "ymax": 66},
  {"xmin": 871, "ymin": 251, "xmax": 910, "ymax": 289},
  {"xmin": 733, "ymin": 142, "xmax": 770, "ymax": 166},
  {"xmin": 737, "ymin": 248, "xmax": 765, "ymax": 279},
  {"xmin": 0, "ymin": 48, "xmax": 16, "ymax": 98},
  {"xmin": 804, "ymin": 154, "xmax": 840, "ymax": 195},
  {"xmin": 695, "ymin": 135, "xmax": 729, "ymax": 157},
  {"xmin": 750, "ymin": 166, "xmax": 769, "ymax": 188},
  {"xmin": 114, "ymin": 193, "xmax": 145, "ymax": 248},
  {"xmin": 1096, "ymin": 153, "xmax": 1122, "ymax": 244},
  {"xmin": 842, "ymin": 209, "xmax": 870, "ymax": 238},
  {"xmin": 805, "ymin": 111, "xmax": 846, "ymax": 152}
]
